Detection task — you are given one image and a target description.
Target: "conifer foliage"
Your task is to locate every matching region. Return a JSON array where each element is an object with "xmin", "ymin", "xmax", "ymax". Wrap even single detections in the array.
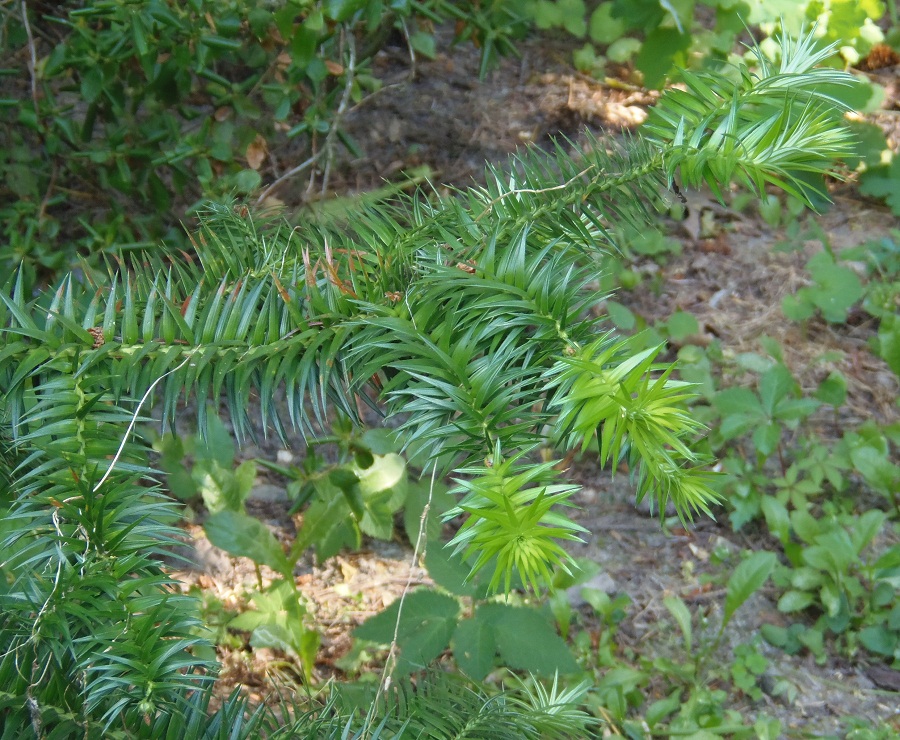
[{"xmin": 0, "ymin": 31, "xmax": 854, "ymax": 736}]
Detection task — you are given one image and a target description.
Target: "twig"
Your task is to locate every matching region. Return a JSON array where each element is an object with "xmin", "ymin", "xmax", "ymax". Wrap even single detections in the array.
[
  {"xmin": 21, "ymin": 0, "xmax": 38, "ymax": 115},
  {"xmin": 361, "ymin": 466, "xmax": 438, "ymax": 738},
  {"xmin": 37, "ymin": 161, "xmax": 58, "ymax": 222},
  {"xmin": 256, "ymin": 154, "xmax": 320, "ymax": 205},
  {"xmin": 319, "ymin": 30, "xmax": 357, "ymax": 197},
  {"xmin": 255, "ymin": 30, "xmax": 358, "ymax": 205},
  {"xmin": 399, "ymin": 16, "xmax": 417, "ymax": 81}
]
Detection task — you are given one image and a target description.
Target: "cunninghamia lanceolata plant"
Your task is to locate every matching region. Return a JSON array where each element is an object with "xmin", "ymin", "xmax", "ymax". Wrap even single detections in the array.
[{"xmin": 0, "ymin": 30, "xmax": 855, "ymax": 735}]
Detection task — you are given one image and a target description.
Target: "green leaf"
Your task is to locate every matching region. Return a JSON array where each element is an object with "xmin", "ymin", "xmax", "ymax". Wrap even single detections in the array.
[
  {"xmin": 815, "ymin": 371, "xmax": 847, "ymax": 406},
  {"xmin": 724, "ymin": 551, "xmax": 776, "ymax": 625},
  {"xmin": 876, "ymin": 314, "xmax": 900, "ymax": 377},
  {"xmin": 197, "ymin": 412, "xmax": 235, "ymax": 467},
  {"xmin": 357, "ymin": 453, "xmax": 407, "ymax": 539},
  {"xmin": 409, "ymin": 31, "xmax": 436, "ymax": 59},
  {"xmin": 790, "ymin": 509, "xmax": 821, "ymax": 545},
  {"xmin": 297, "ymin": 628, "xmax": 321, "ymax": 683},
  {"xmin": 819, "ymin": 582, "xmax": 843, "ymax": 619},
  {"xmin": 589, "ymin": 4, "xmax": 626, "ymax": 44},
  {"xmin": 666, "ymin": 311, "xmax": 699, "ymax": 341},
  {"xmin": 233, "ymin": 168, "xmax": 262, "ymax": 194},
  {"xmin": 196, "ymin": 460, "xmax": 256, "ymax": 514},
  {"xmin": 606, "ymin": 300, "xmax": 636, "ymax": 330},
  {"xmin": 804, "ymin": 530, "xmax": 856, "ymax": 574},
  {"xmin": 204, "ymin": 510, "xmax": 291, "ymax": 576},
  {"xmin": 606, "ymin": 36, "xmax": 641, "ymax": 62},
  {"xmin": 752, "ymin": 422, "xmax": 781, "ymax": 458},
  {"xmin": 850, "ymin": 444, "xmax": 899, "ymax": 494},
  {"xmin": 451, "ymin": 617, "xmax": 497, "ymax": 680},
  {"xmin": 477, "ymin": 603, "xmax": 579, "ymax": 676},
  {"xmin": 80, "ymin": 67, "xmax": 104, "ymax": 104},
  {"xmin": 759, "ymin": 364, "xmax": 795, "ymax": 416},
  {"xmin": 530, "ymin": 0, "xmax": 562, "ymax": 29},
  {"xmin": 774, "ymin": 397, "xmax": 820, "ymax": 422},
  {"xmin": 329, "ymin": 467, "xmax": 365, "ymax": 520},
  {"xmin": 760, "ymin": 623, "xmax": 788, "ymax": 648},
  {"xmin": 860, "ymin": 159, "xmax": 900, "ymax": 215},
  {"xmin": 858, "ymin": 625, "xmax": 898, "ymax": 657},
  {"xmin": 777, "ymin": 590, "xmax": 815, "ymax": 613},
  {"xmin": 559, "ymin": 0, "xmax": 587, "ymax": 36},
  {"xmin": 353, "ymin": 589, "xmax": 460, "ymax": 674},
  {"xmin": 806, "ymin": 251, "xmax": 864, "ymax": 323},
  {"xmin": 790, "ymin": 567, "xmax": 824, "ymax": 591},
  {"xmin": 361, "ymin": 428, "xmax": 399, "ymax": 454},
  {"xmin": 663, "ymin": 595, "xmax": 692, "ymax": 652},
  {"xmin": 356, "ymin": 453, "xmax": 405, "ymax": 497},
  {"xmin": 324, "ymin": 0, "xmax": 366, "ymax": 21},
  {"xmin": 760, "ymin": 495, "xmax": 790, "ymax": 544},
  {"xmin": 645, "ymin": 692, "xmax": 680, "ymax": 727},
  {"xmin": 250, "ymin": 623, "xmax": 298, "ymax": 655},
  {"xmin": 635, "ymin": 28, "xmax": 690, "ymax": 89},
  {"xmin": 296, "ymin": 483, "xmax": 360, "ymax": 563},
  {"xmin": 713, "ymin": 387, "xmax": 763, "ymax": 417},
  {"xmin": 782, "ymin": 293, "xmax": 815, "ymax": 322},
  {"xmin": 403, "ymin": 479, "xmax": 453, "ymax": 544},
  {"xmin": 851, "ymin": 509, "xmax": 886, "ymax": 553},
  {"xmin": 424, "ymin": 547, "xmax": 479, "ymax": 597}
]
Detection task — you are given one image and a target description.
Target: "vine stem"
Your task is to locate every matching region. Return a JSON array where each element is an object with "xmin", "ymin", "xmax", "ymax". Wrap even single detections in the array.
[{"xmin": 92, "ymin": 352, "xmax": 194, "ymax": 492}]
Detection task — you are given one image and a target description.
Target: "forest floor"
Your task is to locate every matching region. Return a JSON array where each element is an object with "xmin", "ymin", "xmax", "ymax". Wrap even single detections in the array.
[{"xmin": 166, "ymin": 31, "xmax": 900, "ymax": 737}]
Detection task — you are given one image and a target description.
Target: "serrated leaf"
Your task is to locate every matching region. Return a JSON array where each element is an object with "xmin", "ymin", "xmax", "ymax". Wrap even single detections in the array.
[
  {"xmin": 204, "ymin": 510, "xmax": 291, "ymax": 576},
  {"xmin": 451, "ymin": 617, "xmax": 496, "ymax": 680},
  {"xmin": 850, "ymin": 444, "xmax": 900, "ymax": 492},
  {"xmin": 403, "ymin": 479, "xmax": 453, "ymax": 544},
  {"xmin": 477, "ymin": 603, "xmax": 578, "ymax": 676},
  {"xmin": 353, "ymin": 589, "xmax": 459, "ymax": 674},
  {"xmin": 859, "ymin": 158, "xmax": 900, "ymax": 215},
  {"xmin": 759, "ymin": 365, "xmax": 795, "ymax": 416},
  {"xmin": 424, "ymin": 547, "xmax": 478, "ymax": 597},
  {"xmin": 752, "ymin": 421, "xmax": 781, "ymax": 457},
  {"xmin": 712, "ymin": 387, "xmax": 763, "ymax": 417}
]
